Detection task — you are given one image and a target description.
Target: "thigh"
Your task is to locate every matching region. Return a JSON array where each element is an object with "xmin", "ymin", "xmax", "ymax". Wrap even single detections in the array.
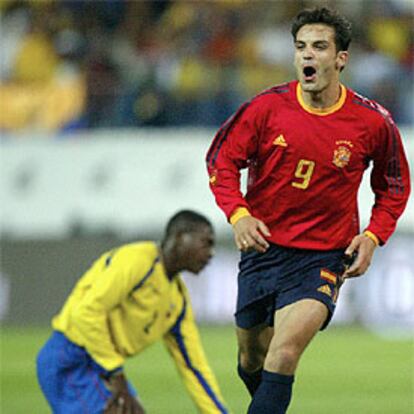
[
  {"xmin": 276, "ymin": 250, "xmax": 345, "ymax": 330},
  {"xmin": 37, "ymin": 332, "xmax": 113, "ymax": 414},
  {"xmin": 264, "ymin": 299, "xmax": 328, "ymax": 374},
  {"xmin": 37, "ymin": 333, "xmax": 61, "ymax": 409},
  {"xmin": 236, "ymin": 243, "xmax": 287, "ymax": 323},
  {"xmin": 236, "ymin": 323, "xmax": 274, "ymax": 352}
]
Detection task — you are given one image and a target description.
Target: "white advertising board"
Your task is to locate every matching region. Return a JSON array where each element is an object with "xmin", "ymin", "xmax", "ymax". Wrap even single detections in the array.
[{"xmin": 1, "ymin": 128, "xmax": 413, "ymax": 238}]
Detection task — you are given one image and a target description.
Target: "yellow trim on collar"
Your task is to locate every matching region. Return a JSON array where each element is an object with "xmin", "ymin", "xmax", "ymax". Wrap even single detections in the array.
[{"xmin": 296, "ymin": 83, "xmax": 347, "ymax": 116}]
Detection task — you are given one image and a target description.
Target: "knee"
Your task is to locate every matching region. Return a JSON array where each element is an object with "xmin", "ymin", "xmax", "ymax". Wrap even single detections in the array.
[
  {"xmin": 266, "ymin": 346, "xmax": 300, "ymax": 374},
  {"xmin": 239, "ymin": 344, "xmax": 267, "ymax": 372}
]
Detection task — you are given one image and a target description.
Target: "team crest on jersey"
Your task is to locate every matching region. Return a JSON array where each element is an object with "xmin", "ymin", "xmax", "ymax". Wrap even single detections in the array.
[{"xmin": 333, "ymin": 145, "xmax": 352, "ymax": 168}]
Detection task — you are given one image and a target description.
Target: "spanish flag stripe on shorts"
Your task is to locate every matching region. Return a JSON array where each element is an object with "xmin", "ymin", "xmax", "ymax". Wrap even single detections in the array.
[{"xmin": 320, "ymin": 269, "xmax": 337, "ymax": 284}]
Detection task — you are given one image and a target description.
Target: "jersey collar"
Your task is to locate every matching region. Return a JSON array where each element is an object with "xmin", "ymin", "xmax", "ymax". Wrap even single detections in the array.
[{"xmin": 296, "ymin": 82, "xmax": 347, "ymax": 116}]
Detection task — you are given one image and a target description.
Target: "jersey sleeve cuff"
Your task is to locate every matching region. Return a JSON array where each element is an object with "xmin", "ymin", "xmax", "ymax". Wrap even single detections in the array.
[
  {"xmin": 101, "ymin": 366, "xmax": 124, "ymax": 379},
  {"xmin": 363, "ymin": 230, "xmax": 380, "ymax": 246},
  {"xmin": 230, "ymin": 207, "xmax": 251, "ymax": 225}
]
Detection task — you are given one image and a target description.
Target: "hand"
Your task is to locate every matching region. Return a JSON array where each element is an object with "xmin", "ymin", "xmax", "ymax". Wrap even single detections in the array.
[
  {"xmin": 104, "ymin": 397, "xmax": 144, "ymax": 414},
  {"xmin": 343, "ymin": 233, "xmax": 377, "ymax": 279},
  {"xmin": 103, "ymin": 372, "xmax": 145, "ymax": 414},
  {"xmin": 233, "ymin": 216, "xmax": 271, "ymax": 253}
]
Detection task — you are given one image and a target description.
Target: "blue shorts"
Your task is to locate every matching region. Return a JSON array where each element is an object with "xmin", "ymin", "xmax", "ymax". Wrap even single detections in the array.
[
  {"xmin": 36, "ymin": 331, "xmax": 137, "ymax": 414},
  {"xmin": 235, "ymin": 244, "xmax": 345, "ymax": 330}
]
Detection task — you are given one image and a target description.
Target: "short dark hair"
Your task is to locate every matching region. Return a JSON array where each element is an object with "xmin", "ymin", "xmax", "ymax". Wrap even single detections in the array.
[
  {"xmin": 165, "ymin": 210, "xmax": 212, "ymax": 238},
  {"xmin": 291, "ymin": 7, "xmax": 352, "ymax": 52}
]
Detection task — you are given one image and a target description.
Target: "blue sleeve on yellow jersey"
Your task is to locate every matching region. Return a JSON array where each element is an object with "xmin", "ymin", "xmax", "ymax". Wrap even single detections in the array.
[{"xmin": 163, "ymin": 281, "xmax": 230, "ymax": 414}]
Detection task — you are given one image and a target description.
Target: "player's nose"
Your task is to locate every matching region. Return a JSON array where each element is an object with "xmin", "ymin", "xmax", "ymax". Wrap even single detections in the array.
[{"xmin": 302, "ymin": 46, "xmax": 315, "ymax": 59}]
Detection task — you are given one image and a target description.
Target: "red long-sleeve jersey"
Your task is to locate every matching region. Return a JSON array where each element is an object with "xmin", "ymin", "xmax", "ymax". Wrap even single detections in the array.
[{"xmin": 206, "ymin": 81, "xmax": 410, "ymax": 250}]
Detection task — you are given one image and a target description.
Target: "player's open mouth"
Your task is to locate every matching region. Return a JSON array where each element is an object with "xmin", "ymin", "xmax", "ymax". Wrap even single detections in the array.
[{"xmin": 303, "ymin": 66, "xmax": 317, "ymax": 81}]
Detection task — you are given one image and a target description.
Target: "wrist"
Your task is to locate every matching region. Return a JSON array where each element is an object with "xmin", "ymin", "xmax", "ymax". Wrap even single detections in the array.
[
  {"xmin": 109, "ymin": 372, "xmax": 129, "ymax": 393},
  {"xmin": 103, "ymin": 367, "xmax": 123, "ymax": 380},
  {"xmin": 363, "ymin": 230, "xmax": 379, "ymax": 247},
  {"xmin": 230, "ymin": 207, "xmax": 251, "ymax": 225}
]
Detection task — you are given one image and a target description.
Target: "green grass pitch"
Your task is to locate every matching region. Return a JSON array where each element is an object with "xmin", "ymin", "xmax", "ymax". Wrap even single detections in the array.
[{"xmin": 1, "ymin": 325, "xmax": 413, "ymax": 413}]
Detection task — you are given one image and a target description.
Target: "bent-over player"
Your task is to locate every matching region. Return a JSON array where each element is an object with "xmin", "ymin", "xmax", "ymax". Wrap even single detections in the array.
[{"xmin": 37, "ymin": 210, "xmax": 230, "ymax": 414}]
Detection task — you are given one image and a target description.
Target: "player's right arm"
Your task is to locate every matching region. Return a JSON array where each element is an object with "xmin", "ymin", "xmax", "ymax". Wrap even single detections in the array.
[
  {"xmin": 103, "ymin": 371, "xmax": 145, "ymax": 414},
  {"xmin": 231, "ymin": 211, "xmax": 270, "ymax": 252},
  {"xmin": 206, "ymin": 101, "xmax": 257, "ymax": 218},
  {"xmin": 206, "ymin": 98, "xmax": 270, "ymax": 252}
]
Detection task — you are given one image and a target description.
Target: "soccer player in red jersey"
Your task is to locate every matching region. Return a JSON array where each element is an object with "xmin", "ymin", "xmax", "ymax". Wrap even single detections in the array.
[{"xmin": 206, "ymin": 7, "xmax": 410, "ymax": 414}]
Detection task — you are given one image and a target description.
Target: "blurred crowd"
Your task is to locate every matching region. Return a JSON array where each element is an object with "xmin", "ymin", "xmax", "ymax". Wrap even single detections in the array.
[{"xmin": 0, "ymin": 0, "xmax": 412, "ymax": 135}]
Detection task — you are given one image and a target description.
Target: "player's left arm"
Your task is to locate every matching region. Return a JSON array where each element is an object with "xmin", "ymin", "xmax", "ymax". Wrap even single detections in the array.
[
  {"xmin": 343, "ymin": 233, "xmax": 377, "ymax": 278},
  {"xmin": 345, "ymin": 117, "xmax": 410, "ymax": 278},
  {"xmin": 163, "ymin": 284, "xmax": 230, "ymax": 414}
]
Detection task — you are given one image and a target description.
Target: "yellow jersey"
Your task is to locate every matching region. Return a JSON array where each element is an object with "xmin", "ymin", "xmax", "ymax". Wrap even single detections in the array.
[{"xmin": 52, "ymin": 241, "xmax": 229, "ymax": 413}]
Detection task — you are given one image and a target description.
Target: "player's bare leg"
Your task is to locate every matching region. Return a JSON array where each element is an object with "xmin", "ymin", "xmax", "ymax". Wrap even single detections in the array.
[
  {"xmin": 236, "ymin": 324, "xmax": 273, "ymax": 396},
  {"xmin": 248, "ymin": 299, "xmax": 328, "ymax": 413},
  {"xmin": 265, "ymin": 299, "xmax": 327, "ymax": 374}
]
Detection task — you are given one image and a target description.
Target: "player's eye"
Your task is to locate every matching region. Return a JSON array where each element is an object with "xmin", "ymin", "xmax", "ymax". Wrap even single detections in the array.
[{"xmin": 314, "ymin": 43, "xmax": 328, "ymax": 50}]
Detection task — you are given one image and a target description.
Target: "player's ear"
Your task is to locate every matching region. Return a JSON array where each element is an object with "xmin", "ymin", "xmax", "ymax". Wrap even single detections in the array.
[
  {"xmin": 336, "ymin": 50, "xmax": 348, "ymax": 71},
  {"xmin": 175, "ymin": 231, "xmax": 191, "ymax": 247}
]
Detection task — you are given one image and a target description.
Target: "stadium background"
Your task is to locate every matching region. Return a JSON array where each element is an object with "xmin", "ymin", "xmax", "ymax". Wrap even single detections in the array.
[{"xmin": 1, "ymin": 0, "xmax": 413, "ymax": 413}]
